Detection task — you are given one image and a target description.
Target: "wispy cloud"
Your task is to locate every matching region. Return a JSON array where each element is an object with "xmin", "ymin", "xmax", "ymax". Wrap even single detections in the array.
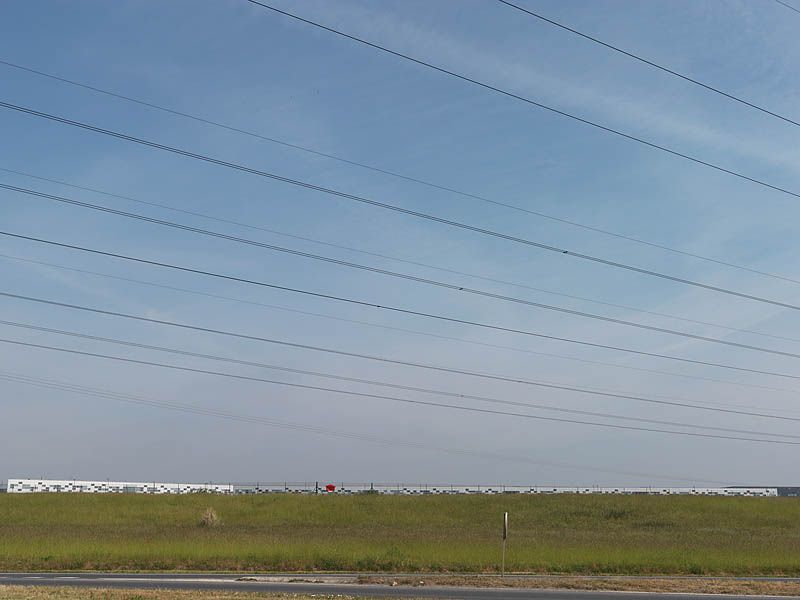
[{"xmin": 259, "ymin": 0, "xmax": 800, "ymax": 173}]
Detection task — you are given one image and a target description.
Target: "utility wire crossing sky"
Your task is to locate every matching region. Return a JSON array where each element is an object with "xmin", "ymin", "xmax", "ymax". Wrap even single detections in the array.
[{"xmin": 2, "ymin": 0, "xmax": 800, "ymax": 485}]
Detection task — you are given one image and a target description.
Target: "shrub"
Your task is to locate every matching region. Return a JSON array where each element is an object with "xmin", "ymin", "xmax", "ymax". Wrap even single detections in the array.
[{"xmin": 199, "ymin": 507, "xmax": 219, "ymax": 528}]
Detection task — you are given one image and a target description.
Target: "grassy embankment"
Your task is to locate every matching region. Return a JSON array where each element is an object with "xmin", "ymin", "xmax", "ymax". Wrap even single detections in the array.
[{"xmin": 2, "ymin": 493, "xmax": 800, "ymax": 574}]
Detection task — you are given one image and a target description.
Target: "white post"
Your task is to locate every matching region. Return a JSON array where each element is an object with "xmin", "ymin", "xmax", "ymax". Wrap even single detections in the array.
[{"xmin": 502, "ymin": 511, "xmax": 508, "ymax": 577}]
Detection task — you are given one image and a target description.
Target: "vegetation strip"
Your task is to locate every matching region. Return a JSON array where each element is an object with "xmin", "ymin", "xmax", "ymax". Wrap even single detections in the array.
[{"xmin": 3, "ymin": 494, "xmax": 800, "ymax": 575}]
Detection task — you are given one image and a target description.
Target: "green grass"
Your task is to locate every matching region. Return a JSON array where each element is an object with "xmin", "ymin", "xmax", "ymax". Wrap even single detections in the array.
[{"xmin": 2, "ymin": 493, "xmax": 800, "ymax": 574}]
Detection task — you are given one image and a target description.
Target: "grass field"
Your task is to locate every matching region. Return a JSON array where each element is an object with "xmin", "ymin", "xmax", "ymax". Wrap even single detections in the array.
[{"xmin": 2, "ymin": 493, "xmax": 800, "ymax": 574}]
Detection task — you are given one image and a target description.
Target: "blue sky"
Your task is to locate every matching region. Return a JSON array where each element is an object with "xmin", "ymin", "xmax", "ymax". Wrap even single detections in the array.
[{"xmin": 2, "ymin": 0, "xmax": 800, "ymax": 486}]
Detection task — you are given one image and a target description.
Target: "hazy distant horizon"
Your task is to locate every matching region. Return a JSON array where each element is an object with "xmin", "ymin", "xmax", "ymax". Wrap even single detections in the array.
[{"xmin": 3, "ymin": 0, "xmax": 800, "ymax": 487}]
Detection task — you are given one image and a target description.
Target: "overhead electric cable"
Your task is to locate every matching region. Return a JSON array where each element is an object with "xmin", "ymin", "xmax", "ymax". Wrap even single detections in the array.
[
  {"xmin": 496, "ymin": 0, "xmax": 800, "ymax": 128},
  {"xmin": 2, "ymin": 336, "xmax": 797, "ymax": 446},
  {"xmin": 243, "ymin": 0, "xmax": 800, "ymax": 202},
  {"xmin": 0, "ymin": 372, "xmax": 433, "ymax": 450},
  {"xmin": 1, "ymin": 60, "xmax": 798, "ymax": 286},
  {"xmin": 4, "ymin": 317, "xmax": 797, "ymax": 430},
  {"xmin": 19, "ymin": 289, "xmax": 800, "ymax": 391},
  {"xmin": 0, "ymin": 371, "xmax": 737, "ymax": 484},
  {"xmin": 6, "ymin": 250, "xmax": 800, "ymax": 405},
  {"xmin": 3, "ymin": 167, "xmax": 798, "ymax": 345},
  {"xmin": 774, "ymin": 0, "xmax": 800, "ymax": 15},
  {"xmin": 6, "ymin": 181, "xmax": 800, "ymax": 359},
  {"xmin": 4, "ymin": 231, "xmax": 800, "ymax": 381},
  {"xmin": 1, "ymin": 100, "xmax": 798, "ymax": 305}
]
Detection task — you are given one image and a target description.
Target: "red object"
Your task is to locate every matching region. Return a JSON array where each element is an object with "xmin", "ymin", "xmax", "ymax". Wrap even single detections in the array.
[{"xmin": 325, "ymin": 484, "xmax": 336, "ymax": 492}]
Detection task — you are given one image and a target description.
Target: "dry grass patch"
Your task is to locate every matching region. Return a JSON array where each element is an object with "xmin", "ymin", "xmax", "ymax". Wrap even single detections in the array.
[
  {"xmin": 0, "ymin": 587, "xmax": 382, "ymax": 600},
  {"xmin": 360, "ymin": 575, "xmax": 800, "ymax": 596},
  {"xmin": 199, "ymin": 508, "xmax": 219, "ymax": 528}
]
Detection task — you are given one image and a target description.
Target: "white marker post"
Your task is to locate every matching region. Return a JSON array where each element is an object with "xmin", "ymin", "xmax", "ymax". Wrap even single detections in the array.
[{"xmin": 501, "ymin": 511, "xmax": 508, "ymax": 577}]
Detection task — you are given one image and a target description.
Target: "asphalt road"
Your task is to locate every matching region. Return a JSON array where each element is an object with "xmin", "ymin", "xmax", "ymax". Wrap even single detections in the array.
[{"xmin": 2, "ymin": 573, "xmax": 799, "ymax": 599}]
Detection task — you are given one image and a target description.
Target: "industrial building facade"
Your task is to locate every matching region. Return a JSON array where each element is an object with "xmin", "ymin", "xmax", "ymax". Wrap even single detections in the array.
[
  {"xmin": 6, "ymin": 479, "xmax": 234, "ymax": 494},
  {"xmin": 5, "ymin": 479, "xmax": 782, "ymax": 496}
]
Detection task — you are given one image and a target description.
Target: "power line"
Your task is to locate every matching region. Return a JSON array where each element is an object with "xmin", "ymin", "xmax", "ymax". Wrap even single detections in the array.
[
  {"xmin": 2, "ymin": 101, "xmax": 799, "ymax": 306},
  {"xmin": 1, "ymin": 62, "xmax": 797, "ymax": 287},
  {"xmin": 6, "ymin": 182, "xmax": 800, "ymax": 360},
  {"xmin": 5, "ymin": 317, "xmax": 797, "ymax": 431},
  {"xmin": 4, "ymin": 230, "xmax": 800, "ymax": 381},
  {"xmin": 0, "ymin": 291, "xmax": 797, "ymax": 441},
  {"xmin": 9, "ymin": 250, "xmax": 800, "ymax": 406},
  {"xmin": 18, "ymin": 289, "xmax": 800, "ymax": 394},
  {"xmin": 0, "ymin": 372, "xmax": 436, "ymax": 450},
  {"xmin": 0, "ymin": 371, "xmax": 738, "ymax": 484},
  {"xmin": 243, "ymin": 0, "xmax": 800, "ymax": 202},
  {"xmin": 497, "ymin": 0, "xmax": 800, "ymax": 129},
  {"xmin": 774, "ymin": 0, "xmax": 800, "ymax": 15},
  {"xmin": 4, "ymin": 166, "xmax": 799, "ymax": 346},
  {"xmin": 2, "ymin": 336, "xmax": 797, "ymax": 446}
]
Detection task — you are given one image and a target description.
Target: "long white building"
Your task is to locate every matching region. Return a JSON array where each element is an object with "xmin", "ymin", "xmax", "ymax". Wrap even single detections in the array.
[
  {"xmin": 5, "ymin": 479, "xmax": 780, "ymax": 496},
  {"xmin": 6, "ymin": 479, "xmax": 234, "ymax": 494}
]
